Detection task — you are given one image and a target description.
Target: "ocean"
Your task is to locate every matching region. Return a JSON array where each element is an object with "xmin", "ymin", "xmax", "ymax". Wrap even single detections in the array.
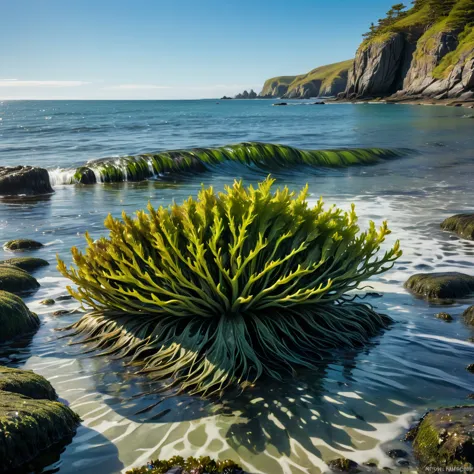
[{"xmin": 1, "ymin": 99, "xmax": 474, "ymax": 474}]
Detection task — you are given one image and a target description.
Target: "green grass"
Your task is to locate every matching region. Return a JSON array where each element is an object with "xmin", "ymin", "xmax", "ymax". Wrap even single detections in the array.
[
  {"xmin": 433, "ymin": 25, "xmax": 474, "ymax": 78},
  {"xmin": 261, "ymin": 76, "xmax": 297, "ymax": 96},
  {"xmin": 284, "ymin": 59, "xmax": 353, "ymax": 94}
]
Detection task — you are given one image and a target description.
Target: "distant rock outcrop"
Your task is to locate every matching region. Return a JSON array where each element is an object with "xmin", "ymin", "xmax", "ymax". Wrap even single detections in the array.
[
  {"xmin": 259, "ymin": 60, "xmax": 353, "ymax": 99},
  {"xmin": 235, "ymin": 89, "xmax": 258, "ymax": 99},
  {"xmin": 340, "ymin": 0, "xmax": 474, "ymax": 101}
]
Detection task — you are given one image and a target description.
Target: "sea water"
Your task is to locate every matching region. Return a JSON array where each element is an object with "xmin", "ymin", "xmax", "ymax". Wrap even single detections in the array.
[{"xmin": 0, "ymin": 99, "xmax": 473, "ymax": 474}]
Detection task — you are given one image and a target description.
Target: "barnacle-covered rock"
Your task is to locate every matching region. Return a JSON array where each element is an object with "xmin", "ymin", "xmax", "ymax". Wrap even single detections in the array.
[{"xmin": 412, "ymin": 406, "xmax": 474, "ymax": 471}]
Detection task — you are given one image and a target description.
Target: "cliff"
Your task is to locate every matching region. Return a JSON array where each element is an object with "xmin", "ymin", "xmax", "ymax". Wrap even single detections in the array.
[
  {"xmin": 259, "ymin": 60, "xmax": 353, "ymax": 99},
  {"xmin": 342, "ymin": 0, "xmax": 474, "ymax": 100}
]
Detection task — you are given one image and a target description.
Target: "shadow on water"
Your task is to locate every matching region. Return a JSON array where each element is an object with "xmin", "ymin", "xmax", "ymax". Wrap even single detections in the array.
[{"xmin": 57, "ymin": 324, "xmax": 412, "ymax": 461}]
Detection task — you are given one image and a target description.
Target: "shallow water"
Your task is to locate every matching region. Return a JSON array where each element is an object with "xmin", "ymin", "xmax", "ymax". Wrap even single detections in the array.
[{"xmin": 1, "ymin": 100, "xmax": 474, "ymax": 474}]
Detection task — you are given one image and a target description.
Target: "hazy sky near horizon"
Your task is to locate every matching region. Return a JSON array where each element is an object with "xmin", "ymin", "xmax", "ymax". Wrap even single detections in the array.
[{"xmin": 1, "ymin": 0, "xmax": 397, "ymax": 100}]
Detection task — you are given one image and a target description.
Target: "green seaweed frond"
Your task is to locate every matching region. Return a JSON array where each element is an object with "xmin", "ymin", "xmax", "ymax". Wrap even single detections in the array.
[{"xmin": 58, "ymin": 176, "xmax": 401, "ymax": 396}]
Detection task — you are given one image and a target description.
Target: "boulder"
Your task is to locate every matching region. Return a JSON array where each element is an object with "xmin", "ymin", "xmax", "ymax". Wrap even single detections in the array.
[
  {"xmin": 463, "ymin": 306, "xmax": 474, "ymax": 326},
  {"xmin": 0, "ymin": 367, "xmax": 80, "ymax": 473},
  {"xmin": 0, "ymin": 265, "xmax": 40, "ymax": 294},
  {"xmin": 0, "ymin": 290, "xmax": 40, "ymax": 342},
  {"xmin": 405, "ymin": 272, "xmax": 474, "ymax": 299},
  {"xmin": 0, "ymin": 166, "xmax": 54, "ymax": 197},
  {"xmin": 412, "ymin": 406, "xmax": 474, "ymax": 470},
  {"xmin": 436, "ymin": 312, "xmax": 454, "ymax": 321},
  {"xmin": 3, "ymin": 239, "xmax": 43, "ymax": 250},
  {"xmin": 0, "ymin": 366, "xmax": 56, "ymax": 400},
  {"xmin": 0, "ymin": 257, "xmax": 49, "ymax": 272},
  {"xmin": 441, "ymin": 214, "xmax": 474, "ymax": 240}
]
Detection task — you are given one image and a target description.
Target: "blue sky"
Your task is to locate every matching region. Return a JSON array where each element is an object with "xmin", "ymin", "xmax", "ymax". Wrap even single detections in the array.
[{"xmin": 1, "ymin": 0, "xmax": 397, "ymax": 99}]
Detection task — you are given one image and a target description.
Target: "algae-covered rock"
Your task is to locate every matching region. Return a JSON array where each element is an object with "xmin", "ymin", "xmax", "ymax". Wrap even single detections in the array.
[
  {"xmin": 0, "ymin": 391, "xmax": 80, "ymax": 472},
  {"xmin": 0, "ymin": 166, "xmax": 53, "ymax": 197},
  {"xmin": 0, "ymin": 257, "xmax": 49, "ymax": 272},
  {"xmin": 436, "ymin": 312, "xmax": 453, "ymax": 321},
  {"xmin": 405, "ymin": 272, "xmax": 474, "ymax": 300},
  {"xmin": 463, "ymin": 306, "xmax": 474, "ymax": 326},
  {"xmin": 40, "ymin": 299, "xmax": 55, "ymax": 306},
  {"xmin": 3, "ymin": 239, "xmax": 43, "ymax": 251},
  {"xmin": 412, "ymin": 406, "xmax": 474, "ymax": 470},
  {"xmin": 0, "ymin": 265, "xmax": 40, "ymax": 294},
  {"xmin": 441, "ymin": 214, "xmax": 474, "ymax": 241},
  {"xmin": 0, "ymin": 366, "xmax": 56, "ymax": 400},
  {"xmin": 0, "ymin": 290, "xmax": 39, "ymax": 342}
]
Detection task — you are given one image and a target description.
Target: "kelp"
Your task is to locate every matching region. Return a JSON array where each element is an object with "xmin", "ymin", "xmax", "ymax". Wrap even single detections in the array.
[
  {"xmin": 70, "ymin": 142, "xmax": 404, "ymax": 184},
  {"xmin": 126, "ymin": 456, "xmax": 243, "ymax": 474},
  {"xmin": 58, "ymin": 176, "xmax": 401, "ymax": 397}
]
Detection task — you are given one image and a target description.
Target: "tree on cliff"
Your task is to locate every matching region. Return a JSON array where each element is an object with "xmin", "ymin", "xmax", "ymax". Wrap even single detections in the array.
[{"xmin": 363, "ymin": 3, "xmax": 408, "ymax": 38}]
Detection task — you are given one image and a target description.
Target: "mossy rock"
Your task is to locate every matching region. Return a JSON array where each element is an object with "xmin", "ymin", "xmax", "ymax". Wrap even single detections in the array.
[
  {"xmin": 40, "ymin": 299, "xmax": 55, "ymax": 306},
  {"xmin": 0, "ymin": 257, "xmax": 49, "ymax": 272},
  {"xmin": 0, "ymin": 366, "xmax": 56, "ymax": 400},
  {"xmin": 436, "ymin": 312, "xmax": 453, "ymax": 321},
  {"xmin": 412, "ymin": 406, "xmax": 474, "ymax": 470},
  {"xmin": 0, "ymin": 290, "xmax": 39, "ymax": 342},
  {"xmin": 405, "ymin": 272, "xmax": 474, "ymax": 300},
  {"xmin": 0, "ymin": 265, "xmax": 40, "ymax": 294},
  {"xmin": 463, "ymin": 306, "xmax": 474, "ymax": 326},
  {"xmin": 0, "ymin": 391, "xmax": 80, "ymax": 472},
  {"xmin": 3, "ymin": 239, "xmax": 43, "ymax": 251},
  {"xmin": 441, "ymin": 214, "xmax": 474, "ymax": 240}
]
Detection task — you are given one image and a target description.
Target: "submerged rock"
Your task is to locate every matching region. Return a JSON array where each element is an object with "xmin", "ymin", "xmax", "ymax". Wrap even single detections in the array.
[
  {"xmin": 0, "ymin": 166, "xmax": 54, "ymax": 197},
  {"xmin": 0, "ymin": 366, "xmax": 56, "ymax": 400},
  {"xmin": 0, "ymin": 265, "xmax": 40, "ymax": 294},
  {"xmin": 405, "ymin": 272, "xmax": 474, "ymax": 300},
  {"xmin": 467, "ymin": 364, "xmax": 474, "ymax": 373},
  {"xmin": 3, "ymin": 239, "xmax": 43, "ymax": 250},
  {"xmin": 125, "ymin": 456, "xmax": 244, "ymax": 474},
  {"xmin": 326, "ymin": 458, "xmax": 360, "ymax": 472},
  {"xmin": 40, "ymin": 299, "xmax": 55, "ymax": 306},
  {"xmin": 56, "ymin": 294, "xmax": 73, "ymax": 301},
  {"xmin": 412, "ymin": 406, "xmax": 474, "ymax": 470},
  {"xmin": 0, "ymin": 257, "xmax": 49, "ymax": 272},
  {"xmin": 0, "ymin": 291, "xmax": 39, "ymax": 342},
  {"xmin": 462, "ymin": 306, "xmax": 474, "ymax": 326},
  {"xmin": 436, "ymin": 312, "xmax": 454, "ymax": 321},
  {"xmin": 273, "ymin": 102, "xmax": 288, "ymax": 106},
  {"xmin": 441, "ymin": 214, "xmax": 474, "ymax": 241},
  {"xmin": 0, "ymin": 378, "xmax": 80, "ymax": 472}
]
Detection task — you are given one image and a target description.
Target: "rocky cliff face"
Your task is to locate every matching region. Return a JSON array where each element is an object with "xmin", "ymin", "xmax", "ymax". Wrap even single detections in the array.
[
  {"xmin": 260, "ymin": 60, "xmax": 352, "ymax": 99},
  {"xmin": 341, "ymin": 0, "xmax": 474, "ymax": 101}
]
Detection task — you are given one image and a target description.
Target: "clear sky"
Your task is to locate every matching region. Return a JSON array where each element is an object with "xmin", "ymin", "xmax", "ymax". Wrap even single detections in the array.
[{"xmin": 0, "ymin": 0, "xmax": 397, "ymax": 100}]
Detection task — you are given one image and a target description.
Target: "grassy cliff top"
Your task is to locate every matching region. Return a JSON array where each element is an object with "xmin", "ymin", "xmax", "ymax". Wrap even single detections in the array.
[
  {"xmin": 287, "ymin": 59, "xmax": 354, "ymax": 92},
  {"xmin": 362, "ymin": 0, "xmax": 474, "ymax": 50},
  {"xmin": 260, "ymin": 60, "xmax": 353, "ymax": 97},
  {"xmin": 260, "ymin": 75, "xmax": 298, "ymax": 96}
]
